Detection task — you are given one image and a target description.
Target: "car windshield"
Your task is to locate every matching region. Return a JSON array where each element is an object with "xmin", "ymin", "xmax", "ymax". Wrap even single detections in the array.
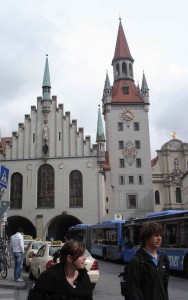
[
  {"xmin": 32, "ymin": 243, "xmax": 45, "ymax": 250},
  {"xmin": 24, "ymin": 240, "xmax": 32, "ymax": 246},
  {"xmin": 49, "ymin": 246, "xmax": 62, "ymax": 256}
]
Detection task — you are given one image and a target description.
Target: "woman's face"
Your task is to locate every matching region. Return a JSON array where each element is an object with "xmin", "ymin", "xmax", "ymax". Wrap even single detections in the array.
[{"xmin": 73, "ymin": 253, "xmax": 86, "ymax": 269}]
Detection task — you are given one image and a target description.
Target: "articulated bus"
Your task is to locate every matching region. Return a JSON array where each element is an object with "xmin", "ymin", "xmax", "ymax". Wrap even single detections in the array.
[
  {"xmin": 68, "ymin": 224, "xmax": 91, "ymax": 251},
  {"xmin": 90, "ymin": 220, "xmax": 125, "ymax": 261},
  {"xmin": 122, "ymin": 210, "xmax": 188, "ymax": 276},
  {"xmin": 68, "ymin": 220, "xmax": 125, "ymax": 261}
]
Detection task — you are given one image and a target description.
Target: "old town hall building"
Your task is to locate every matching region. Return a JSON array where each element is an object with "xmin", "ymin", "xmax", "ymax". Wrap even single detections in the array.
[{"xmin": 0, "ymin": 21, "xmax": 156, "ymax": 239}]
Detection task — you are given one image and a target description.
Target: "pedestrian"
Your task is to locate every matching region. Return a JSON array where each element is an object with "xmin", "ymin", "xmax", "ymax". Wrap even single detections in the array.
[
  {"xmin": 27, "ymin": 240, "xmax": 93, "ymax": 300},
  {"xmin": 10, "ymin": 227, "xmax": 24, "ymax": 282},
  {"xmin": 126, "ymin": 221, "xmax": 169, "ymax": 300}
]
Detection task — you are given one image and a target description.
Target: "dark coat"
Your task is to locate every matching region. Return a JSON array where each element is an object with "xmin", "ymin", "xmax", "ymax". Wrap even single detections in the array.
[
  {"xmin": 27, "ymin": 263, "xmax": 93, "ymax": 300},
  {"xmin": 127, "ymin": 248, "xmax": 169, "ymax": 300}
]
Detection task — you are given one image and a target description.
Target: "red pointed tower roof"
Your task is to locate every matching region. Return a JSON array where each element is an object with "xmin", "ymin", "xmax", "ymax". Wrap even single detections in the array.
[{"xmin": 112, "ymin": 20, "xmax": 134, "ymax": 64}]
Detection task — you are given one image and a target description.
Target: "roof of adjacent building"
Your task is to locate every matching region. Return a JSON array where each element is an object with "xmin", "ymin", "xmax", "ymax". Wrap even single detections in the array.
[
  {"xmin": 151, "ymin": 156, "xmax": 159, "ymax": 167},
  {"xmin": 112, "ymin": 20, "xmax": 134, "ymax": 64},
  {"xmin": 0, "ymin": 137, "xmax": 12, "ymax": 152}
]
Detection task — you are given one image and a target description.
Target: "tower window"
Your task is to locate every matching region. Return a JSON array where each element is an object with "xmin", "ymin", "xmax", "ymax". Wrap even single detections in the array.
[
  {"xmin": 128, "ymin": 176, "xmax": 134, "ymax": 184},
  {"xmin": 122, "ymin": 62, "xmax": 127, "ymax": 75},
  {"xmin": 118, "ymin": 123, "xmax": 123, "ymax": 131},
  {"xmin": 135, "ymin": 140, "xmax": 140, "ymax": 149},
  {"xmin": 136, "ymin": 158, "xmax": 142, "ymax": 168},
  {"xmin": 116, "ymin": 63, "xmax": 120, "ymax": 76},
  {"xmin": 155, "ymin": 190, "xmax": 160, "ymax": 205},
  {"xmin": 59, "ymin": 132, "xmax": 61, "ymax": 141},
  {"xmin": 119, "ymin": 175, "xmax": 125, "ymax": 185},
  {"xmin": 127, "ymin": 194, "xmax": 137, "ymax": 208},
  {"xmin": 119, "ymin": 159, "xmax": 125, "ymax": 168},
  {"xmin": 119, "ymin": 141, "xmax": 124, "ymax": 149},
  {"xmin": 134, "ymin": 122, "xmax": 140, "ymax": 131},
  {"xmin": 33, "ymin": 133, "xmax": 35, "ymax": 143},
  {"xmin": 129, "ymin": 63, "xmax": 133, "ymax": 77},
  {"xmin": 138, "ymin": 175, "xmax": 143, "ymax": 184}
]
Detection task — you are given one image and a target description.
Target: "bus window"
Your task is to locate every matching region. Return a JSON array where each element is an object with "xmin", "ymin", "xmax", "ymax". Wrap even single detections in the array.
[
  {"xmin": 164, "ymin": 222, "xmax": 179, "ymax": 246},
  {"xmin": 180, "ymin": 219, "xmax": 188, "ymax": 247}
]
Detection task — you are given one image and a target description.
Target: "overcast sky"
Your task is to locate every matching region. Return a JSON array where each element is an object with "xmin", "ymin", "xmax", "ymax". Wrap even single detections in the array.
[{"xmin": 0, "ymin": 0, "xmax": 188, "ymax": 158}]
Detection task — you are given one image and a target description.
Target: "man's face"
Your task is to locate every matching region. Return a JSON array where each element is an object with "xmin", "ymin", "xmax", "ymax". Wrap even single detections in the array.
[{"xmin": 146, "ymin": 234, "xmax": 162, "ymax": 250}]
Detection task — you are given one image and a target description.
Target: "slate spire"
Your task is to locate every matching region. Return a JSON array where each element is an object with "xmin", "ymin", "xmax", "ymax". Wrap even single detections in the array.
[{"xmin": 42, "ymin": 54, "xmax": 51, "ymax": 100}]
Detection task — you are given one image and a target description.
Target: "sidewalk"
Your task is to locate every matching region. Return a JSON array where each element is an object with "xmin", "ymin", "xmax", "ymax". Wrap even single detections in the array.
[{"xmin": 0, "ymin": 266, "xmax": 27, "ymax": 290}]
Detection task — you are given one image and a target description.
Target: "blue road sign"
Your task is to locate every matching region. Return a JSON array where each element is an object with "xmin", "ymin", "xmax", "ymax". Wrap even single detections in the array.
[{"xmin": 0, "ymin": 165, "xmax": 9, "ymax": 189}]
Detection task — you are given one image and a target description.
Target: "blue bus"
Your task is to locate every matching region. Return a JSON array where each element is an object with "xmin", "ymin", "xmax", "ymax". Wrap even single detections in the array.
[
  {"xmin": 122, "ymin": 210, "xmax": 188, "ymax": 277},
  {"xmin": 90, "ymin": 220, "xmax": 125, "ymax": 261},
  {"xmin": 68, "ymin": 220, "xmax": 125, "ymax": 261},
  {"xmin": 68, "ymin": 224, "xmax": 92, "ymax": 251}
]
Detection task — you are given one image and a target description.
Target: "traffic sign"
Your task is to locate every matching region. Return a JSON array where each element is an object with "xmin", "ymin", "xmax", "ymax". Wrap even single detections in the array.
[
  {"xmin": 0, "ymin": 165, "xmax": 9, "ymax": 189},
  {"xmin": 0, "ymin": 201, "xmax": 10, "ymax": 217}
]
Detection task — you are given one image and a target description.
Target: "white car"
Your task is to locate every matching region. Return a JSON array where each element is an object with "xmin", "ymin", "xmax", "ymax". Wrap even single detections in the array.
[
  {"xmin": 29, "ymin": 243, "xmax": 99, "ymax": 288},
  {"xmin": 23, "ymin": 240, "xmax": 49, "ymax": 272},
  {"xmin": 29, "ymin": 242, "xmax": 63, "ymax": 279}
]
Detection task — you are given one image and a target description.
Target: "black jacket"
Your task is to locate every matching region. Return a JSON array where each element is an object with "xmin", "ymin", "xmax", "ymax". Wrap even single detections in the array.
[
  {"xmin": 127, "ymin": 248, "xmax": 169, "ymax": 300},
  {"xmin": 27, "ymin": 263, "xmax": 93, "ymax": 300}
]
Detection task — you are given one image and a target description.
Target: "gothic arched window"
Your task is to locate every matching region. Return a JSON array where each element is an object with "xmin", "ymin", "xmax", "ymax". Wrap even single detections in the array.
[
  {"xmin": 155, "ymin": 190, "xmax": 160, "ymax": 205},
  {"xmin": 69, "ymin": 170, "xmax": 83, "ymax": 207},
  {"xmin": 37, "ymin": 164, "xmax": 54, "ymax": 208},
  {"xmin": 10, "ymin": 172, "xmax": 23, "ymax": 209},
  {"xmin": 115, "ymin": 63, "xmax": 120, "ymax": 76},
  {"xmin": 122, "ymin": 62, "xmax": 127, "ymax": 75},
  {"xmin": 176, "ymin": 187, "xmax": 182, "ymax": 203}
]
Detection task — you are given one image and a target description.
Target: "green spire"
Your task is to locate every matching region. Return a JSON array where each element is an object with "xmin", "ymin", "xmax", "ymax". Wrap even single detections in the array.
[
  {"xmin": 42, "ymin": 54, "xmax": 51, "ymax": 100},
  {"xmin": 96, "ymin": 105, "xmax": 105, "ymax": 142}
]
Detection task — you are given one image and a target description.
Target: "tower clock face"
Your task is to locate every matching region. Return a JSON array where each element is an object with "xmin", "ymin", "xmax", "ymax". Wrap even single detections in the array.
[{"xmin": 121, "ymin": 108, "xmax": 135, "ymax": 122}]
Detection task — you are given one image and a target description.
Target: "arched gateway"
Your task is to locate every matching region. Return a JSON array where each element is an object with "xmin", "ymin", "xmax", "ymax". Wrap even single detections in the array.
[
  {"xmin": 6, "ymin": 216, "xmax": 36, "ymax": 238},
  {"xmin": 46, "ymin": 213, "xmax": 81, "ymax": 241}
]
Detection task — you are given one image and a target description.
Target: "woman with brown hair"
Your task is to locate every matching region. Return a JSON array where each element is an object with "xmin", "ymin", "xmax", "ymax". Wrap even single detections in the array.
[{"xmin": 27, "ymin": 240, "xmax": 93, "ymax": 300}]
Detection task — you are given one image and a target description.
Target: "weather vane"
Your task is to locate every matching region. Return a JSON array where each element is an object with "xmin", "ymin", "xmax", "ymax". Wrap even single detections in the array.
[{"xmin": 171, "ymin": 131, "xmax": 177, "ymax": 139}]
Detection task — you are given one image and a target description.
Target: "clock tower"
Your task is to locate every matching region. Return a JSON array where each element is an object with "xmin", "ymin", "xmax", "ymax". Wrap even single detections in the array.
[{"xmin": 102, "ymin": 20, "xmax": 153, "ymax": 219}]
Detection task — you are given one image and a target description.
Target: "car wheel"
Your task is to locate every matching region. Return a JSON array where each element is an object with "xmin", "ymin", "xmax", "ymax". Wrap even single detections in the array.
[
  {"xmin": 184, "ymin": 257, "xmax": 188, "ymax": 278},
  {"xmin": 103, "ymin": 249, "xmax": 107, "ymax": 261},
  {"xmin": 29, "ymin": 268, "xmax": 35, "ymax": 280},
  {"xmin": 24, "ymin": 264, "xmax": 29, "ymax": 272}
]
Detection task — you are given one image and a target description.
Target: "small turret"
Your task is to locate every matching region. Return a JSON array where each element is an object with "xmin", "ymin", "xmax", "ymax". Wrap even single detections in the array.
[
  {"xmin": 42, "ymin": 54, "xmax": 51, "ymax": 100},
  {"xmin": 102, "ymin": 71, "xmax": 112, "ymax": 114},
  {"xmin": 141, "ymin": 72, "xmax": 150, "ymax": 111}
]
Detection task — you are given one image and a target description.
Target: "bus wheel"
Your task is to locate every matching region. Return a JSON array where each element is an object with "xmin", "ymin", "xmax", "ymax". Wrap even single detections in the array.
[
  {"xmin": 103, "ymin": 249, "xmax": 107, "ymax": 261},
  {"xmin": 184, "ymin": 257, "xmax": 188, "ymax": 278}
]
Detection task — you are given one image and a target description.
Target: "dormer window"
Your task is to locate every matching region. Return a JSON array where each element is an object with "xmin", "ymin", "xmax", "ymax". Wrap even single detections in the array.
[{"xmin": 123, "ymin": 84, "xmax": 129, "ymax": 95}]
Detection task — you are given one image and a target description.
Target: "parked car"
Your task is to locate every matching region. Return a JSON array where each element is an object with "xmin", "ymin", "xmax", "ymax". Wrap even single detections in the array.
[
  {"xmin": 23, "ymin": 235, "xmax": 33, "ymax": 251},
  {"xmin": 29, "ymin": 241, "xmax": 63, "ymax": 279},
  {"xmin": 29, "ymin": 242, "xmax": 99, "ymax": 288},
  {"xmin": 23, "ymin": 240, "xmax": 49, "ymax": 271}
]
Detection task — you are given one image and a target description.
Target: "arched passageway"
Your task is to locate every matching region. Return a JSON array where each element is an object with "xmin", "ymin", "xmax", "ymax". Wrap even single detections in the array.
[
  {"xmin": 47, "ymin": 214, "xmax": 81, "ymax": 241},
  {"xmin": 6, "ymin": 216, "xmax": 36, "ymax": 238}
]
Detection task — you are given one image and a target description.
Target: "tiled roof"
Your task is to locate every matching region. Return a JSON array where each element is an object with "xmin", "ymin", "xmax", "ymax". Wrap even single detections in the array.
[
  {"xmin": 102, "ymin": 151, "xmax": 111, "ymax": 170},
  {"xmin": 112, "ymin": 21, "xmax": 133, "ymax": 64},
  {"xmin": 112, "ymin": 80, "xmax": 143, "ymax": 103}
]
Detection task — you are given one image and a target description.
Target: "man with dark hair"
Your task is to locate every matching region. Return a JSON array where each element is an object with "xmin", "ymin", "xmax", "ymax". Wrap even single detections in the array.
[
  {"xmin": 126, "ymin": 221, "xmax": 169, "ymax": 300},
  {"xmin": 10, "ymin": 228, "xmax": 24, "ymax": 282}
]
